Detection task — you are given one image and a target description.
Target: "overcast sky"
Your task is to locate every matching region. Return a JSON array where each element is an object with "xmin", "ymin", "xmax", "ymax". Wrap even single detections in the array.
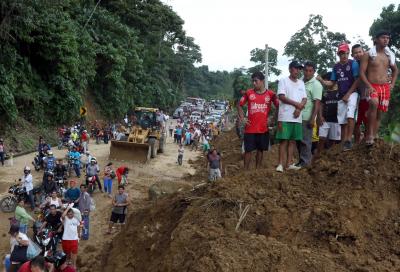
[{"xmin": 162, "ymin": 0, "xmax": 395, "ymax": 75}]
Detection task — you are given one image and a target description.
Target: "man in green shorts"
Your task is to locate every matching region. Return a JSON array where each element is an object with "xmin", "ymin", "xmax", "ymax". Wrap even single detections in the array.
[{"xmin": 276, "ymin": 61, "xmax": 307, "ymax": 172}]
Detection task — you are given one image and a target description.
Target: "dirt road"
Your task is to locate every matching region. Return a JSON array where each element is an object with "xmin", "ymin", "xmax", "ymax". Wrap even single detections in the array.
[{"xmin": 0, "ymin": 120, "xmax": 201, "ymax": 269}]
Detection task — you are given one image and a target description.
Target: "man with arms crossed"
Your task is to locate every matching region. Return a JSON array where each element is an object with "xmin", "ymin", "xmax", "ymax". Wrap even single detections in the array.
[
  {"xmin": 297, "ymin": 61, "xmax": 322, "ymax": 167},
  {"xmin": 360, "ymin": 30, "xmax": 398, "ymax": 146}
]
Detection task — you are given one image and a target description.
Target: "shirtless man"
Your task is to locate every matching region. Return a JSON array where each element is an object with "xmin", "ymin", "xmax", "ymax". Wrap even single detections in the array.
[{"xmin": 360, "ymin": 30, "xmax": 398, "ymax": 145}]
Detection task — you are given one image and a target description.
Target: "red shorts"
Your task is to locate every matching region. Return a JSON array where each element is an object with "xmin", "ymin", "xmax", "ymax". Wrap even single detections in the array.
[
  {"xmin": 370, "ymin": 83, "xmax": 390, "ymax": 112},
  {"xmin": 356, "ymin": 99, "xmax": 369, "ymax": 125},
  {"xmin": 62, "ymin": 240, "xmax": 78, "ymax": 254}
]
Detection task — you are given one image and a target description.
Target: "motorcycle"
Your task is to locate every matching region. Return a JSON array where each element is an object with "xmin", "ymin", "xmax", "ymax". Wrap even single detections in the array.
[
  {"xmin": 33, "ymin": 224, "xmax": 58, "ymax": 257},
  {"xmin": 86, "ymin": 175, "xmax": 97, "ymax": 195},
  {"xmin": 0, "ymin": 184, "xmax": 42, "ymax": 212},
  {"xmin": 32, "ymin": 153, "xmax": 44, "ymax": 171},
  {"xmin": 57, "ymin": 135, "xmax": 71, "ymax": 150},
  {"xmin": 54, "ymin": 176, "xmax": 67, "ymax": 196}
]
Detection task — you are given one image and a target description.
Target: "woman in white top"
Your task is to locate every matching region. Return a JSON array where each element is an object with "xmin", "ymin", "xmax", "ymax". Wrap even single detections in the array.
[{"xmin": 40, "ymin": 191, "xmax": 62, "ymax": 209}]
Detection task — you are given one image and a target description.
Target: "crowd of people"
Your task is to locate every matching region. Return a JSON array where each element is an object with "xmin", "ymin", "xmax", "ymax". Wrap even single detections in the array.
[
  {"xmin": 238, "ymin": 31, "xmax": 398, "ymax": 172},
  {"xmin": 172, "ymin": 117, "xmax": 223, "ymax": 182},
  {"xmin": 3, "ymin": 126, "xmax": 131, "ymax": 272}
]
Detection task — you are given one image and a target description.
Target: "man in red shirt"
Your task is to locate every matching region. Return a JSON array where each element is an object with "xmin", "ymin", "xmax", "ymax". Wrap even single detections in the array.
[{"xmin": 237, "ymin": 71, "xmax": 279, "ymax": 169}]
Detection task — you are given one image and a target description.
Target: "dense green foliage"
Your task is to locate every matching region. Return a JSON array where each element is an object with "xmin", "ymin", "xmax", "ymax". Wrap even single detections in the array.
[
  {"xmin": 284, "ymin": 15, "xmax": 348, "ymax": 74},
  {"xmin": 0, "ymin": 0, "xmax": 232, "ymax": 127}
]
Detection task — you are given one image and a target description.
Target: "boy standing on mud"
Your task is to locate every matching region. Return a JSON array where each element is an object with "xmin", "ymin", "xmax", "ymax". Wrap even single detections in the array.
[
  {"xmin": 360, "ymin": 30, "xmax": 398, "ymax": 146},
  {"xmin": 237, "ymin": 71, "xmax": 279, "ymax": 170},
  {"xmin": 276, "ymin": 61, "xmax": 307, "ymax": 172}
]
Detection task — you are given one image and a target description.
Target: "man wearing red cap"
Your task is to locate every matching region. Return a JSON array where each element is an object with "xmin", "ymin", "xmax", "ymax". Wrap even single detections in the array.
[
  {"xmin": 360, "ymin": 30, "xmax": 398, "ymax": 146},
  {"xmin": 318, "ymin": 43, "xmax": 360, "ymax": 151}
]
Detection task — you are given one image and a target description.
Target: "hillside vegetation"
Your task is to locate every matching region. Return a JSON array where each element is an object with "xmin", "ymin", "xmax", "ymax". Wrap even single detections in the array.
[{"xmin": 0, "ymin": 0, "xmax": 233, "ymax": 129}]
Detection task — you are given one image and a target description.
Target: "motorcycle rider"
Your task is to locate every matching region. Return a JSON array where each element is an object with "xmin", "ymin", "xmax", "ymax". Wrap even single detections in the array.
[
  {"xmin": 54, "ymin": 159, "xmax": 67, "ymax": 181},
  {"xmin": 86, "ymin": 158, "xmax": 102, "ymax": 192},
  {"xmin": 42, "ymin": 171, "xmax": 58, "ymax": 197},
  {"xmin": 37, "ymin": 138, "xmax": 51, "ymax": 168},
  {"xmin": 38, "ymin": 204, "xmax": 62, "ymax": 253},
  {"xmin": 48, "ymin": 251, "xmax": 76, "ymax": 272},
  {"xmin": 21, "ymin": 166, "xmax": 35, "ymax": 210},
  {"xmin": 44, "ymin": 151, "xmax": 56, "ymax": 172}
]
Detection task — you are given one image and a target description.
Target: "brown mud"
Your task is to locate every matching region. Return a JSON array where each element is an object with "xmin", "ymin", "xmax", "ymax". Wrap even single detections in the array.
[{"xmin": 87, "ymin": 129, "xmax": 400, "ymax": 272}]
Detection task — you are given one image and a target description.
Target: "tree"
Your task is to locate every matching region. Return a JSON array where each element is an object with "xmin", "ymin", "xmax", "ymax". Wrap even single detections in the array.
[
  {"xmin": 231, "ymin": 68, "xmax": 251, "ymax": 101},
  {"xmin": 248, "ymin": 47, "xmax": 281, "ymax": 76},
  {"xmin": 370, "ymin": 4, "xmax": 400, "ymax": 56},
  {"xmin": 284, "ymin": 14, "xmax": 348, "ymax": 74}
]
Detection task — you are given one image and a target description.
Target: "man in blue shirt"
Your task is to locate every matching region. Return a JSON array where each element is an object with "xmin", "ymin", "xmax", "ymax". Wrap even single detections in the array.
[
  {"xmin": 318, "ymin": 43, "xmax": 360, "ymax": 151},
  {"xmin": 69, "ymin": 147, "xmax": 81, "ymax": 178}
]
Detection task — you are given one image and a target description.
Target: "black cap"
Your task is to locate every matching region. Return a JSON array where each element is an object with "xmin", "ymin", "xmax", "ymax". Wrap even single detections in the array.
[
  {"xmin": 9, "ymin": 224, "xmax": 19, "ymax": 235},
  {"xmin": 289, "ymin": 60, "xmax": 303, "ymax": 69}
]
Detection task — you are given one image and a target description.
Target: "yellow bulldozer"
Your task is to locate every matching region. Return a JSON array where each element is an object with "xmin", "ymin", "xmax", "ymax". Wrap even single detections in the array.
[{"xmin": 109, "ymin": 107, "xmax": 165, "ymax": 163}]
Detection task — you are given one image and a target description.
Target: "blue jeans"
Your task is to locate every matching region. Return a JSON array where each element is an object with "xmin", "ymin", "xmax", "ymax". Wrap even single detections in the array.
[
  {"xmin": 74, "ymin": 164, "xmax": 81, "ymax": 177},
  {"xmin": 19, "ymin": 224, "xmax": 28, "ymax": 234},
  {"xmin": 104, "ymin": 178, "xmax": 112, "ymax": 194},
  {"xmin": 0, "ymin": 152, "xmax": 4, "ymax": 166},
  {"xmin": 4, "ymin": 255, "xmax": 10, "ymax": 272}
]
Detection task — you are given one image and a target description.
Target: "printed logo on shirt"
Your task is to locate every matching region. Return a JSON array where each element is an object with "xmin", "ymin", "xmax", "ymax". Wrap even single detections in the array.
[
  {"xmin": 249, "ymin": 102, "xmax": 268, "ymax": 114},
  {"xmin": 346, "ymin": 65, "xmax": 351, "ymax": 71},
  {"xmin": 249, "ymin": 94, "xmax": 256, "ymax": 100},
  {"xmin": 264, "ymin": 95, "xmax": 270, "ymax": 103}
]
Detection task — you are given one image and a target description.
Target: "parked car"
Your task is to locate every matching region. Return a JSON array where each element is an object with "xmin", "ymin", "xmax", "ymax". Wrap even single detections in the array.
[{"xmin": 173, "ymin": 108, "xmax": 184, "ymax": 119}]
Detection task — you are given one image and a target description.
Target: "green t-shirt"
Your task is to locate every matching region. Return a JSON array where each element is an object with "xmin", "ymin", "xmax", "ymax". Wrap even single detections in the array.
[
  {"xmin": 15, "ymin": 206, "xmax": 33, "ymax": 225},
  {"xmin": 302, "ymin": 77, "xmax": 323, "ymax": 121}
]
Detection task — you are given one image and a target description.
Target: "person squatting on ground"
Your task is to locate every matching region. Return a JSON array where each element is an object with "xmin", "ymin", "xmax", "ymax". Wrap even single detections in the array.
[
  {"xmin": 116, "ymin": 166, "xmax": 129, "ymax": 186},
  {"xmin": 237, "ymin": 71, "xmax": 279, "ymax": 170},
  {"xmin": 276, "ymin": 61, "xmax": 307, "ymax": 172}
]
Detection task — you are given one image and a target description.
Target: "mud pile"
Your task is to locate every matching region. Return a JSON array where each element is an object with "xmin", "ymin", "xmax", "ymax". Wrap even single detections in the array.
[{"xmin": 86, "ymin": 131, "xmax": 400, "ymax": 272}]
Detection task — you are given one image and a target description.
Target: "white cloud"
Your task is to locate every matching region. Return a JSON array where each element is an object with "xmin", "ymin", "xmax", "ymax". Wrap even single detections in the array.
[{"xmin": 163, "ymin": 0, "xmax": 395, "ymax": 73}]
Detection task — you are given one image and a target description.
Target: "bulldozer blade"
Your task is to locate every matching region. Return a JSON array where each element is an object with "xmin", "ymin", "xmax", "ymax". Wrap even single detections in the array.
[{"xmin": 109, "ymin": 140, "xmax": 151, "ymax": 163}]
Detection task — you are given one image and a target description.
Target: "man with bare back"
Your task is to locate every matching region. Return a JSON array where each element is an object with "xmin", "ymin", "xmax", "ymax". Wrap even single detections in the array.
[{"xmin": 360, "ymin": 30, "xmax": 398, "ymax": 146}]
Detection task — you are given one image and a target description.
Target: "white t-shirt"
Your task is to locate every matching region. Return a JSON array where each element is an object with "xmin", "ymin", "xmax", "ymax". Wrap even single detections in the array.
[
  {"xmin": 10, "ymin": 232, "xmax": 29, "ymax": 252},
  {"xmin": 62, "ymin": 217, "xmax": 80, "ymax": 240},
  {"xmin": 22, "ymin": 174, "xmax": 33, "ymax": 192},
  {"xmin": 277, "ymin": 77, "xmax": 307, "ymax": 123}
]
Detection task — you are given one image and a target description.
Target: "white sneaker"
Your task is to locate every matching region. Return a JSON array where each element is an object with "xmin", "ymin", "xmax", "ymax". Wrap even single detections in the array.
[
  {"xmin": 276, "ymin": 164, "xmax": 283, "ymax": 172},
  {"xmin": 288, "ymin": 164, "xmax": 301, "ymax": 170}
]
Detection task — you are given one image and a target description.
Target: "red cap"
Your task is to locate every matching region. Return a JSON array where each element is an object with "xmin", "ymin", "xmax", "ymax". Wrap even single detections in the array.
[{"xmin": 337, "ymin": 43, "xmax": 350, "ymax": 53}]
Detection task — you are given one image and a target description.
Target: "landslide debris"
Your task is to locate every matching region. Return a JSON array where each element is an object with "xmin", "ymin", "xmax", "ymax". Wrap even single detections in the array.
[{"xmin": 85, "ymin": 130, "xmax": 400, "ymax": 272}]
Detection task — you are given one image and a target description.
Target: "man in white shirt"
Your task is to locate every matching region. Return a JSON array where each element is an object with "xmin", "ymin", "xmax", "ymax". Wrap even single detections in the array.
[
  {"xmin": 21, "ymin": 166, "xmax": 35, "ymax": 210},
  {"xmin": 276, "ymin": 61, "xmax": 307, "ymax": 172},
  {"xmin": 61, "ymin": 204, "xmax": 81, "ymax": 268}
]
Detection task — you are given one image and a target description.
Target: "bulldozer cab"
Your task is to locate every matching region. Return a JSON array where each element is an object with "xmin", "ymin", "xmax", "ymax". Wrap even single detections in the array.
[{"xmin": 134, "ymin": 107, "xmax": 157, "ymax": 130}]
